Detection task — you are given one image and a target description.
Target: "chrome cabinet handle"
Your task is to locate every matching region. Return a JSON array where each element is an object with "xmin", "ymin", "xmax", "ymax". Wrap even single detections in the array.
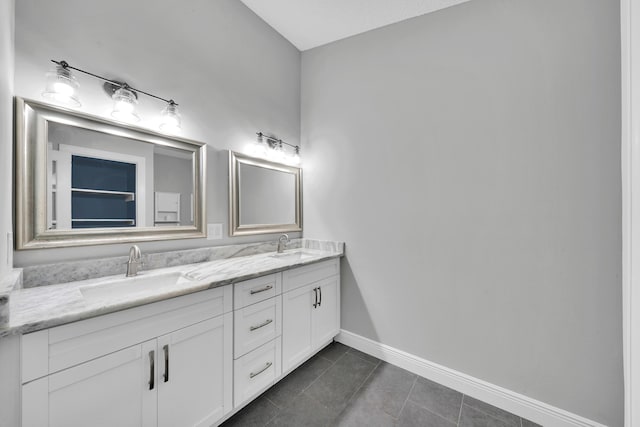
[
  {"xmin": 148, "ymin": 351, "xmax": 155, "ymax": 390},
  {"xmin": 318, "ymin": 286, "xmax": 322, "ymax": 307},
  {"xmin": 313, "ymin": 287, "xmax": 318, "ymax": 308},
  {"xmin": 163, "ymin": 345, "xmax": 169, "ymax": 383},
  {"xmin": 250, "ymin": 318, "xmax": 273, "ymax": 331},
  {"xmin": 250, "ymin": 285, "xmax": 273, "ymax": 295},
  {"xmin": 249, "ymin": 361, "xmax": 273, "ymax": 379}
]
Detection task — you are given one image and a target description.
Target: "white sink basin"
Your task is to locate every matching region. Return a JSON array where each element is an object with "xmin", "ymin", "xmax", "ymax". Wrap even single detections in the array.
[
  {"xmin": 268, "ymin": 250, "xmax": 316, "ymax": 261},
  {"xmin": 80, "ymin": 272, "xmax": 188, "ymax": 301}
]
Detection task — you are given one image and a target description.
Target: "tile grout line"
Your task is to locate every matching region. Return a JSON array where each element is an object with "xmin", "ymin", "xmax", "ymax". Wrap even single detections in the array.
[
  {"xmin": 261, "ymin": 350, "xmax": 344, "ymax": 427},
  {"xmin": 346, "ymin": 347, "xmax": 382, "ymax": 367},
  {"xmin": 262, "ymin": 406, "xmax": 280, "ymax": 427},
  {"xmin": 299, "ymin": 351, "xmax": 345, "ymax": 395},
  {"xmin": 462, "ymin": 400, "xmax": 521, "ymax": 427},
  {"xmin": 397, "ymin": 375, "xmax": 418, "ymax": 421},
  {"xmin": 264, "ymin": 395, "xmax": 281, "ymax": 410},
  {"xmin": 260, "ymin": 346, "xmax": 348, "ymax": 426},
  {"xmin": 402, "ymin": 381, "xmax": 465, "ymax": 426},
  {"xmin": 333, "ymin": 355, "xmax": 381, "ymax": 420},
  {"xmin": 457, "ymin": 394, "xmax": 465, "ymax": 426},
  {"xmin": 302, "ymin": 346, "xmax": 381, "ymax": 424}
]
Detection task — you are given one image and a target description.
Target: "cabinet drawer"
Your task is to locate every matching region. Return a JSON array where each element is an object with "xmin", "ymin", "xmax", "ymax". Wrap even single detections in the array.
[
  {"xmin": 234, "ymin": 274, "xmax": 281, "ymax": 310},
  {"xmin": 233, "ymin": 337, "xmax": 281, "ymax": 408},
  {"xmin": 234, "ymin": 296, "xmax": 281, "ymax": 358},
  {"xmin": 282, "ymin": 259, "xmax": 339, "ymax": 293}
]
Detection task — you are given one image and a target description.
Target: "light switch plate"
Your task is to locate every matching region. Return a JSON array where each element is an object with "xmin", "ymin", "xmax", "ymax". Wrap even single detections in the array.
[{"xmin": 207, "ymin": 223, "xmax": 223, "ymax": 240}]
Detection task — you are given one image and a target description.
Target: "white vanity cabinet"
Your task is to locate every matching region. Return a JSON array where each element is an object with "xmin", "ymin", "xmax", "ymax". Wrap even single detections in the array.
[
  {"xmin": 21, "ymin": 285, "xmax": 233, "ymax": 427},
  {"xmin": 17, "ymin": 256, "xmax": 342, "ymax": 427},
  {"xmin": 282, "ymin": 259, "xmax": 340, "ymax": 374}
]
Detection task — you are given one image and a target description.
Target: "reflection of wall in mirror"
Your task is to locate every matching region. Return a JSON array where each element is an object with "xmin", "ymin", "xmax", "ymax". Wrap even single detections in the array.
[
  {"xmin": 239, "ymin": 164, "xmax": 296, "ymax": 225},
  {"xmin": 47, "ymin": 123, "xmax": 155, "ymax": 228},
  {"xmin": 153, "ymin": 154, "xmax": 193, "ymax": 226}
]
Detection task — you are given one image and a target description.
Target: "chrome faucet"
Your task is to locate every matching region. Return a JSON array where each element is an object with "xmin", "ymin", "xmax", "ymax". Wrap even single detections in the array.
[
  {"xmin": 277, "ymin": 234, "xmax": 289, "ymax": 253},
  {"xmin": 126, "ymin": 245, "xmax": 143, "ymax": 277}
]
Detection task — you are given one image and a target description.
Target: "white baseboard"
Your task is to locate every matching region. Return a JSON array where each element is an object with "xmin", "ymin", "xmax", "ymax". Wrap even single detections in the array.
[{"xmin": 336, "ymin": 329, "xmax": 606, "ymax": 427}]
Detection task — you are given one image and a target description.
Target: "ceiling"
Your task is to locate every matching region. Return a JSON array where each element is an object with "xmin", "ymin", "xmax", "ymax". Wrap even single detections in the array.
[{"xmin": 240, "ymin": 0, "xmax": 472, "ymax": 51}]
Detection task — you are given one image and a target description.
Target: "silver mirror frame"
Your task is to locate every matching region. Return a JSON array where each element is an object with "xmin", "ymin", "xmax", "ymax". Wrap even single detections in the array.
[
  {"xmin": 229, "ymin": 151, "xmax": 302, "ymax": 236},
  {"xmin": 15, "ymin": 97, "xmax": 207, "ymax": 249}
]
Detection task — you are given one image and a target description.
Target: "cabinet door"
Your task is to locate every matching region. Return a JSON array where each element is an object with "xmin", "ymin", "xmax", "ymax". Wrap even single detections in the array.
[
  {"xmin": 22, "ymin": 340, "xmax": 157, "ymax": 427},
  {"xmin": 312, "ymin": 277, "xmax": 340, "ymax": 350},
  {"xmin": 157, "ymin": 313, "xmax": 233, "ymax": 427},
  {"xmin": 282, "ymin": 283, "xmax": 315, "ymax": 373}
]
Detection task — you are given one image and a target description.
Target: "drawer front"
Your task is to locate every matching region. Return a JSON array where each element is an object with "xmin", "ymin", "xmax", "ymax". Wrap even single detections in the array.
[
  {"xmin": 234, "ymin": 296, "xmax": 282, "ymax": 358},
  {"xmin": 234, "ymin": 274, "xmax": 281, "ymax": 310},
  {"xmin": 282, "ymin": 259, "xmax": 339, "ymax": 293},
  {"xmin": 233, "ymin": 337, "xmax": 281, "ymax": 408}
]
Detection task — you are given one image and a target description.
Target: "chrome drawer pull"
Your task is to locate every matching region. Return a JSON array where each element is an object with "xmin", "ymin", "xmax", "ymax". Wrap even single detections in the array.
[
  {"xmin": 163, "ymin": 345, "xmax": 169, "ymax": 383},
  {"xmin": 249, "ymin": 361, "xmax": 273, "ymax": 379},
  {"xmin": 148, "ymin": 351, "xmax": 155, "ymax": 390},
  {"xmin": 250, "ymin": 285, "xmax": 273, "ymax": 295},
  {"xmin": 250, "ymin": 318, "xmax": 273, "ymax": 331}
]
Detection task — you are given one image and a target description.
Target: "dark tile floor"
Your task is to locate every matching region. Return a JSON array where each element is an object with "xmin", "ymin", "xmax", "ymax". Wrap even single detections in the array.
[{"xmin": 221, "ymin": 342, "xmax": 542, "ymax": 427}]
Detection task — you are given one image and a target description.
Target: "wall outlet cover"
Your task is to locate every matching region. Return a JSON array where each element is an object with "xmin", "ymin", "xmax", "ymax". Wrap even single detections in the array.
[{"xmin": 207, "ymin": 223, "xmax": 223, "ymax": 240}]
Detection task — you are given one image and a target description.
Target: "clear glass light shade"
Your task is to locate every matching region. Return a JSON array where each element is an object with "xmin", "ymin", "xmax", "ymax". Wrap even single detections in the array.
[
  {"xmin": 273, "ymin": 143, "xmax": 287, "ymax": 162},
  {"xmin": 291, "ymin": 151, "xmax": 301, "ymax": 165},
  {"xmin": 111, "ymin": 87, "xmax": 140, "ymax": 123},
  {"xmin": 42, "ymin": 64, "xmax": 81, "ymax": 107},
  {"xmin": 159, "ymin": 103, "xmax": 181, "ymax": 133},
  {"xmin": 246, "ymin": 134, "xmax": 267, "ymax": 158}
]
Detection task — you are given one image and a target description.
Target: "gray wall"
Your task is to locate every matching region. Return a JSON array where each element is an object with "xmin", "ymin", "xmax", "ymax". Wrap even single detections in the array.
[
  {"xmin": 301, "ymin": 0, "xmax": 622, "ymax": 425},
  {"xmin": 0, "ymin": 0, "xmax": 14, "ymax": 275},
  {"xmin": 154, "ymin": 154, "xmax": 193, "ymax": 225},
  {"xmin": 13, "ymin": 0, "xmax": 301, "ymax": 266}
]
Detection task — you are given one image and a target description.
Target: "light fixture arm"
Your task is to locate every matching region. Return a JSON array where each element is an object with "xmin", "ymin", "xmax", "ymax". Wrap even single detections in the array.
[
  {"xmin": 51, "ymin": 59, "xmax": 178, "ymax": 106},
  {"xmin": 256, "ymin": 132, "xmax": 300, "ymax": 153}
]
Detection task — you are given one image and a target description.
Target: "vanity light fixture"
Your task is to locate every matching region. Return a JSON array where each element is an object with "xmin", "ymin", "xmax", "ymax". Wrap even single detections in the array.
[
  {"xmin": 292, "ymin": 146, "xmax": 301, "ymax": 165},
  {"xmin": 42, "ymin": 61, "xmax": 81, "ymax": 107},
  {"xmin": 252, "ymin": 132, "xmax": 301, "ymax": 165},
  {"xmin": 159, "ymin": 100, "xmax": 181, "ymax": 133},
  {"xmin": 42, "ymin": 59, "xmax": 181, "ymax": 132},
  {"xmin": 110, "ymin": 84, "xmax": 140, "ymax": 123}
]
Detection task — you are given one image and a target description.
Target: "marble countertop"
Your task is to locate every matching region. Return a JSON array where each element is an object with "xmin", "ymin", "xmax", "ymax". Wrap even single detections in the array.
[{"xmin": 0, "ymin": 247, "xmax": 342, "ymax": 338}]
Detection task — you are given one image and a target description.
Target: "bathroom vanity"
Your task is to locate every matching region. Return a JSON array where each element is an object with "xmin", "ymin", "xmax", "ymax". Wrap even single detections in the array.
[
  {"xmin": 2, "ymin": 244, "xmax": 342, "ymax": 427},
  {"xmin": 3, "ymin": 96, "xmax": 337, "ymax": 427}
]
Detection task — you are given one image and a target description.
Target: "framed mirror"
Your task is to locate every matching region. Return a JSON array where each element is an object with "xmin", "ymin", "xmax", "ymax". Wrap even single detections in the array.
[
  {"xmin": 229, "ymin": 151, "xmax": 302, "ymax": 236},
  {"xmin": 15, "ymin": 97, "xmax": 207, "ymax": 249}
]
